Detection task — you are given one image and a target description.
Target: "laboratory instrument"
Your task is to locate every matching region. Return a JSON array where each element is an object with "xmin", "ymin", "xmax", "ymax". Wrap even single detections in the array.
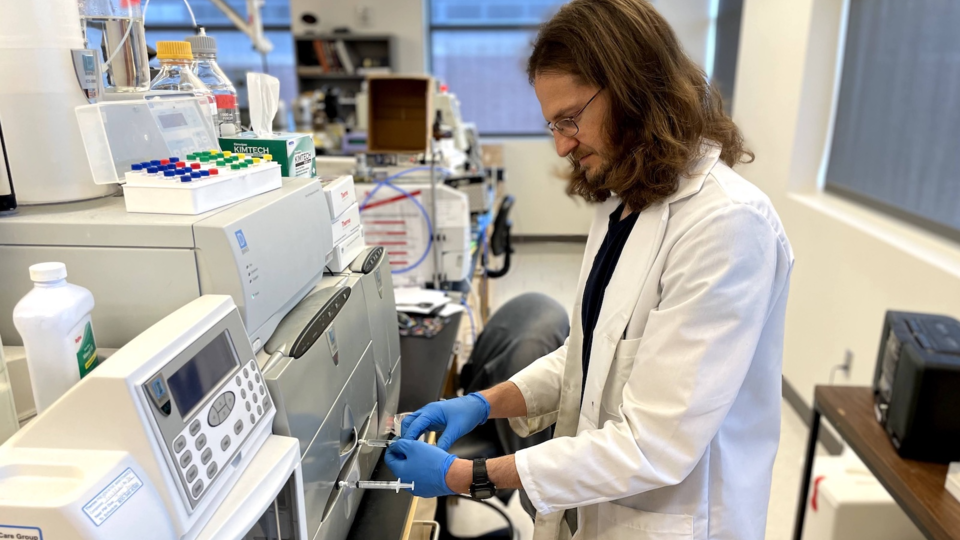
[
  {"xmin": 0, "ymin": 0, "xmax": 116, "ymax": 205},
  {"xmin": 0, "ymin": 334, "xmax": 18, "ymax": 445},
  {"xmin": 339, "ymin": 480, "xmax": 413, "ymax": 493},
  {"xmin": 873, "ymin": 311, "xmax": 960, "ymax": 463},
  {"xmin": 0, "ymin": 177, "xmax": 334, "ymax": 350},
  {"xmin": 79, "ymin": 0, "xmax": 151, "ymax": 93},
  {"xmin": 0, "ymin": 295, "xmax": 308, "ymax": 540},
  {"xmin": 12, "ymin": 262, "xmax": 99, "ymax": 413},
  {"xmin": 187, "ymin": 29, "xmax": 241, "ymax": 136}
]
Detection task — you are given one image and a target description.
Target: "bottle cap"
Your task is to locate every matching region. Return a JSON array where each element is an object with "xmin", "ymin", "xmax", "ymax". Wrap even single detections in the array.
[
  {"xmin": 252, "ymin": 157, "xmax": 261, "ymax": 164},
  {"xmin": 186, "ymin": 153, "xmax": 196, "ymax": 160},
  {"xmin": 131, "ymin": 163, "xmax": 143, "ymax": 171},
  {"xmin": 263, "ymin": 154, "xmax": 273, "ymax": 161},
  {"xmin": 176, "ymin": 161, "xmax": 185, "ymax": 168},
  {"xmin": 191, "ymin": 171, "xmax": 201, "ymax": 178},
  {"xmin": 209, "ymin": 168, "xmax": 219, "ymax": 175},
  {"xmin": 160, "ymin": 159, "xmax": 170, "ymax": 165},
  {"xmin": 199, "ymin": 155, "xmax": 210, "ymax": 162},
  {"xmin": 216, "ymin": 160, "xmax": 226, "ymax": 166},
  {"xmin": 169, "ymin": 156, "xmax": 180, "ymax": 163},
  {"xmin": 200, "ymin": 170, "xmax": 210, "ymax": 177},
  {"xmin": 240, "ymin": 161, "xmax": 249, "ymax": 168},
  {"xmin": 147, "ymin": 166, "xmax": 158, "ymax": 174},
  {"xmin": 29, "ymin": 262, "xmax": 67, "ymax": 282},
  {"xmin": 164, "ymin": 170, "xmax": 176, "ymax": 177},
  {"xmin": 231, "ymin": 163, "xmax": 240, "ymax": 170},
  {"xmin": 237, "ymin": 153, "xmax": 245, "ymax": 159},
  {"xmin": 180, "ymin": 175, "xmax": 192, "ymax": 182},
  {"xmin": 156, "ymin": 41, "xmax": 193, "ymax": 61},
  {"xmin": 150, "ymin": 160, "xmax": 161, "ymax": 166},
  {"xmin": 223, "ymin": 151, "xmax": 232, "ymax": 157},
  {"xmin": 190, "ymin": 163, "xmax": 201, "ymax": 170},
  {"xmin": 185, "ymin": 29, "xmax": 218, "ymax": 56}
]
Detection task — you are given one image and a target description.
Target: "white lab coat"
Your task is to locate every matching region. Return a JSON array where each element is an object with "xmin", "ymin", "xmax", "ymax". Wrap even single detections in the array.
[{"xmin": 508, "ymin": 143, "xmax": 794, "ymax": 540}]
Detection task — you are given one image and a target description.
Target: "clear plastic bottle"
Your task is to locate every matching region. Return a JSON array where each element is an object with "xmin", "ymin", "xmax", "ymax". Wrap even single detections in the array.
[
  {"xmin": 150, "ymin": 41, "xmax": 219, "ymax": 129},
  {"xmin": 187, "ymin": 29, "xmax": 241, "ymax": 136},
  {"xmin": 12, "ymin": 263, "xmax": 99, "ymax": 414}
]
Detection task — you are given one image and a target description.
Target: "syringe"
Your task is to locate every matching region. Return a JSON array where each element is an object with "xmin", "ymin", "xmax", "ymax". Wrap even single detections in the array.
[
  {"xmin": 359, "ymin": 439, "xmax": 394, "ymax": 448},
  {"xmin": 338, "ymin": 480, "xmax": 415, "ymax": 493}
]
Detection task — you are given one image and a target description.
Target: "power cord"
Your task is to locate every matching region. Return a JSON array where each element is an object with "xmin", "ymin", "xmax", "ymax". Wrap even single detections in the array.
[{"xmin": 451, "ymin": 494, "xmax": 518, "ymax": 540}]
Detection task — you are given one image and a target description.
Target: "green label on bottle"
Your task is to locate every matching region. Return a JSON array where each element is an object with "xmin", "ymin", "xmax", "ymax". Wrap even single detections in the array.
[{"xmin": 75, "ymin": 320, "xmax": 99, "ymax": 378}]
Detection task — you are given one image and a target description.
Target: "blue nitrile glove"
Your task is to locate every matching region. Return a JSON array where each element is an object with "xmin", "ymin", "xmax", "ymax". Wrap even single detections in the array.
[
  {"xmin": 401, "ymin": 393, "xmax": 491, "ymax": 450},
  {"xmin": 384, "ymin": 439, "xmax": 458, "ymax": 498}
]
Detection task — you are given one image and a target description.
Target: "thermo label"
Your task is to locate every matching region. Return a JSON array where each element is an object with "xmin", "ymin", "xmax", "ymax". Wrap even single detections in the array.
[
  {"xmin": 83, "ymin": 468, "xmax": 143, "ymax": 527},
  {"xmin": 0, "ymin": 525, "xmax": 43, "ymax": 539}
]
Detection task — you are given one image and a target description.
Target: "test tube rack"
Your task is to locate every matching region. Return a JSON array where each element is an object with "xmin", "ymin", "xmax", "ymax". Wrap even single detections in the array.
[{"xmin": 120, "ymin": 151, "xmax": 283, "ymax": 215}]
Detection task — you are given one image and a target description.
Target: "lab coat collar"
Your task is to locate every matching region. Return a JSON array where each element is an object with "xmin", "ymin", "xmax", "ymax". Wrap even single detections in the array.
[{"xmin": 578, "ymin": 141, "xmax": 723, "ymax": 425}]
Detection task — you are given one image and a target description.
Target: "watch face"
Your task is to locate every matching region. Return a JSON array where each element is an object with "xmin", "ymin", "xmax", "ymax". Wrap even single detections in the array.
[{"xmin": 471, "ymin": 483, "xmax": 496, "ymax": 500}]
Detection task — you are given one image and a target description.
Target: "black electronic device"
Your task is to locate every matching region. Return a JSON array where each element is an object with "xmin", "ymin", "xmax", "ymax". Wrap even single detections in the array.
[
  {"xmin": 469, "ymin": 458, "xmax": 496, "ymax": 500},
  {"xmin": 873, "ymin": 311, "xmax": 960, "ymax": 463}
]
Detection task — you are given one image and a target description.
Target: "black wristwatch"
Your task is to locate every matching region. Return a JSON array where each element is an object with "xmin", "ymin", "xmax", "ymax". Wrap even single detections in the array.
[{"xmin": 469, "ymin": 458, "xmax": 497, "ymax": 500}]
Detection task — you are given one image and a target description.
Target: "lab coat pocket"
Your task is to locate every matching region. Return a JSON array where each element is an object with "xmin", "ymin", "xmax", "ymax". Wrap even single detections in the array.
[
  {"xmin": 598, "ymin": 337, "xmax": 642, "ymax": 425},
  {"xmin": 597, "ymin": 502, "xmax": 694, "ymax": 539}
]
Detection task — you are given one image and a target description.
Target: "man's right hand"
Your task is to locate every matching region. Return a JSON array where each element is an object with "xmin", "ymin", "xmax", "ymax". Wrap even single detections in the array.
[{"xmin": 401, "ymin": 393, "xmax": 491, "ymax": 450}]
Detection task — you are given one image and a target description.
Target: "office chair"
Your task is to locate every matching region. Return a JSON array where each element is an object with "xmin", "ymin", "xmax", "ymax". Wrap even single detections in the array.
[
  {"xmin": 436, "ymin": 293, "xmax": 570, "ymax": 540},
  {"xmin": 484, "ymin": 195, "xmax": 515, "ymax": 279}
]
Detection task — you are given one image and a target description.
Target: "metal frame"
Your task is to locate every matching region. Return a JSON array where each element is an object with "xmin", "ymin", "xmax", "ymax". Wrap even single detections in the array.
[{"xmin": 792, "ymin": 401, "xmax": 822, "ymax": 540}]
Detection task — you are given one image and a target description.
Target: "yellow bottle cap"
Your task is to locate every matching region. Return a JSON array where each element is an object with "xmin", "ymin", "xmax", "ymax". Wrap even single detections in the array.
[
  {"xmin": 156, "ymin": 41, "xmax": 194, "ymax": 61},
  {"xmin": 263, "ymin": 154, "xmax": 273, "ymax": 161},
  {"xmin": 237, "ymin": 153, "xmax": 245, "ymax": 159},
  {"xmin": 223, "ymin": 151, "xmax": 232, "ymax": 157},
  {"xmin": 210, "ymin": 150, "xmax": 218, "ymax": 154},
  {"xmin": 252, "ymin": 157, "xmax": 261, "ymax": 163}
]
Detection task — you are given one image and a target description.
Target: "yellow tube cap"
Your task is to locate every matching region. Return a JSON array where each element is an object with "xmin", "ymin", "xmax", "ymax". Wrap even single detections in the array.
[
  {"xmin": 237, "ymin": 153, "xmax": 245, "ymax": 159},
  {"xmin": 156, "ymin": 41, "xmax": 194, "ymax": 61},
  {"xmin": 263, "ymin": 154, "xmax": 273, "ymax": 161},
  {"xmin": 223, "ymin": 151, "xmax": 233, "ymax": 157}
]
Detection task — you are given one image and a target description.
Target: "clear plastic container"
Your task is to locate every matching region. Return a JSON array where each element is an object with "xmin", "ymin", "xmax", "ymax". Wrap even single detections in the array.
[
  {"xmin": 78, "ymin": 0, "xmax": 151, "ymax": 92},
  {"xmin": 187, "ymin": 29, "xmax": 241, "ymax": 136},
  {"xmin": 151, "ymin": 41, "xmax": 219, "ymax": 126},
  {"xmin": 12, "ymin": 263, "xmax": 99, "ymax": 414}
]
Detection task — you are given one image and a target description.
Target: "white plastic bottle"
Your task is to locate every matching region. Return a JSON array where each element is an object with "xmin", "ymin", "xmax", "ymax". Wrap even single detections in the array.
[
  {"xmin": 12, "ymin": 262, "xmax": 99, "ymax": 414},
  {"xmin": 0, "ymin": 333, "xmax": 19, "ymax": 444}
]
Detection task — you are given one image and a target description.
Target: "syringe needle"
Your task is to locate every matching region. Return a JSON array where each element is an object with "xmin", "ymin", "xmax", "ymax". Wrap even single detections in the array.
[{"xmin": 338, "ymin": 479, "xmax": 415, "ymax": 493}]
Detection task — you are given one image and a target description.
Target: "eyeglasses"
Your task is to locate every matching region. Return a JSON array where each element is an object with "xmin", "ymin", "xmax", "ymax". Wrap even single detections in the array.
[{"xmin": 547, "ymin": 89, "xmax": 602, "ymax": 138}]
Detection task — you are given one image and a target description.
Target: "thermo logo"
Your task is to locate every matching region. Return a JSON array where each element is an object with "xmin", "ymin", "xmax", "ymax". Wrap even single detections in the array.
[{"xmin": 235, "ymin": 230, "xmax": 249, "ymax": 254}]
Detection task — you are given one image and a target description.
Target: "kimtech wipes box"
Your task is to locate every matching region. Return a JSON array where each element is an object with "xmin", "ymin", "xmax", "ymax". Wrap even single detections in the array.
[{"xmin": 219, "ymin": 132, "xmax": 316, "ymax": 178}]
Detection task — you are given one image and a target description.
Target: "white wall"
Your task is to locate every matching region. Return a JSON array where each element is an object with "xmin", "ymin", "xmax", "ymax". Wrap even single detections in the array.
[
  {"xmin": 732, "ymin": 0, "xmax": 960, "ymax": 406},
  {"xmin": 290, "ymin": 0, "xmax": 427, "ymax": 74},
  {"xmin": 654, "ymin": 0, "xmax": 714, "ymax": 70}
]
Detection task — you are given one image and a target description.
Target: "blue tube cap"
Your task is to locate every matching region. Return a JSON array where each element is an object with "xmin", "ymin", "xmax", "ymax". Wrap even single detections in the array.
[
  {"xmin": 150, "ymin": 160, "xmax": 161, "ymax": 166},
  {"xmin": 168, "ymin": 156, "xmax": 180, "ymax": 163},
  {"xmin": 180, "ymin": 175, "xmax": 192, "ymax": 182},
  {"xmin": 147, "ymin": 166, "xmax": 159, "ymax": 174},
  {"xmin": 190, "ymin": 171, "xmax": 201, "ymax": 178},
  {"xmin": 140, "ymin": 162, "xmax": 151, "ymax": 168},
  {"xmin": 199, "ymin": 170, "xmax": 210, "ymax": 177},
  {"xmin": 164, "ymin": 170, "xmax": 176, "ymax": 177},
  {"xmin": 131, "ymin": 163, "xmax": 143, "ymax": 171}
]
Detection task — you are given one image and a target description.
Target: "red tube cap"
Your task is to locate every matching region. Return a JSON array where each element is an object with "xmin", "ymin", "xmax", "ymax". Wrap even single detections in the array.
[
  {"xmin": 209, "ymin": 168, "xmax": 219, "ymax": 175},
  {"xmin": 190, "ymin": 163, "xmax": 201, "ymax": 170}
]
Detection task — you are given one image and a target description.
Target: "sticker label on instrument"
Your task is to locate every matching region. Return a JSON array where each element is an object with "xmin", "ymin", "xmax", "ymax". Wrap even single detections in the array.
[
  {"xmin": 83, "ymin": 468, "xmax": 143, "ymax": 527},
  {"xmin": 327, "ymin": 328, "xmax": 339, "ymax": 366},
  {"xmin": 0, "ymin": 525, "xmax": 42, "ymax": 540}
]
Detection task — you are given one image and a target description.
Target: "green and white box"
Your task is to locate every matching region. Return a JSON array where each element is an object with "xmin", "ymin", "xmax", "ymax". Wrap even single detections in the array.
[{"xmin": 219, "ymin": 132, "xmax": 316, "ymax": 178}]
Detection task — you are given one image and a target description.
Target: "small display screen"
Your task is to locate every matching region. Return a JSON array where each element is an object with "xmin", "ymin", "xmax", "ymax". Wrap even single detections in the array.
[
  {"xmin": 158, "ymin": 112, "xmax": 188, "ymax": 129},
  {"xmin": 167, "ymin": 331, "xmax": 239, "ymax": 416}
]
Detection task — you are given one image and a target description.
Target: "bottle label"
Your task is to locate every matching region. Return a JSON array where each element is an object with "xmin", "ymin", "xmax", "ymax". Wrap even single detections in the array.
[{"xmin": 70, "ymin": 315, "xmax": 99, "ymax": 378}]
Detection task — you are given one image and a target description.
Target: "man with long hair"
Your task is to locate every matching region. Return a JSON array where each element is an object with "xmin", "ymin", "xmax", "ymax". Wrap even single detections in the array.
[{"xmin": 386, "ymin": 1, "xmax": 794, "ymax": 538}]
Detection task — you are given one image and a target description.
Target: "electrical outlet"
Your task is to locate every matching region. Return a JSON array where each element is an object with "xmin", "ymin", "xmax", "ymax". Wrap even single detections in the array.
[{"xmin": 355, "ymin": 5, "xmax": 372, "ymax": 27}]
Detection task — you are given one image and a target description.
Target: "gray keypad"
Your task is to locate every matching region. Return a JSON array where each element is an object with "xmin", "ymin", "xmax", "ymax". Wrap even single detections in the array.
[
  {"xmin": 189, "ymin": 420, "xmax": 201, "ymax": 436},
  {"xmin": 213, "ymin": 395, "xmax": 225, "ymax": 410},
  {"xmin": 195, "ymin": 434, "xmax": 207, "ymax": 450},
  {"xmin": 186, "ymin": 464, "xmax": 198, "ymax": 483},
  {"xmin": 234, "ymin": 419, "xmax": 243, "ymax": 435},
  {"xmin": 225, "ymin": 392, "xmax": 235, "ymax": 409},
  {"xmin": 206, "ymin": 461, "xmax": 218, "ymax": 479},
  {"xmin": 208, "ymin": 407, "xmax": 221, "ymax": 427},
  {"xmin": 221, "ymin": 435, "xmax": 231, "ymax": 451},
  {"xmin": 201, "ymin": 448, "xmax": 213, "ymax": 465},
  {"xmin": 174, "ymin": 436, "xmax": 186, "ymax": 453},
  {"xmin": 180, "ymin": 451, "xmax": 193, "ymax": 468},
  {"xmin": 191, "ymin": 480, "xmax": 203, "ymax": 498}
]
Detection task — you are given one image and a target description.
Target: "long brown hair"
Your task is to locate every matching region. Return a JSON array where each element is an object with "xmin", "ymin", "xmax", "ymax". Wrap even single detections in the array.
[{"xmin": 528, "ymin": 0, "xmax": 753, "ymax": 210}]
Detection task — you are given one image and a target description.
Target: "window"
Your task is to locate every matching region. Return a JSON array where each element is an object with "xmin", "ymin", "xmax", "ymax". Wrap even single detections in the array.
[
  {"xmin": 429, "ymin": 0, "xmax": 567, "ymax": 136},
  {"xmin": 144, "ymin": 0, "xmax": 297, "ymax": 109},
  {"xmin": 710, "ymin": 0, "xmax": 744, "ymax": 114},
  {"xmin": 824, "ymin": 0, "xmax": 960, "ymax": 239}
]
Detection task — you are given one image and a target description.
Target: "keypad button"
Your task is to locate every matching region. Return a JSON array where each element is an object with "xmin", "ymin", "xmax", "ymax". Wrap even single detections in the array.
[
  {"xmin": 213, "ymin": 395, "xmax": 225, "ymax": 410},
  {"xmin": 221, "ymin": 435, "xmax": 231, "ymax": 451},
  {"xmin": 218, "ymin": 407, "xmax": 230, "ymax": 423},
  {"xmin": 189, "ymin": 420, "xmax": 201, "ymax": 436},
  {"xmin": 263, "ymin": 397, "xmax": 271, "ymax": 412},
  {"xmin": 206, "ymin": 461, "xmax": 218, "ymax": 479},
  {"xmin": 235, "ymin": 375, "xmax": 242, "ymax": 386},
  {"xmin": 243, "ymin": 368, "xmax": 249, "ymax": 379},
  {"xmin": 246, "ymin": 402, "xmax": 251, "ymax": 412},
  {"xmin": 241, "ymin": 389, "xmax": 247, "ymax": 399},
  {"xmin": 253, "ymin": 393, "xmax": 259, "ymax": 404},
  {"xmin": 201, "ymin": 448, "xmax": 213, "ymax": 465},
  {"xmin": 259, "ymin": 385, "xmax": 265, "ymax": 396},
  {"xmin": 248, "ymin": 381, "xmax": 254, "ymax": 391},
  {"xmin": 195, "ymin": 434, "xmax": 207, "ymax": 450},
  {"xmin": 191, "ymin": 480, "xmax": 204, "ymax": 498},
  {"xmin": 248, "ymin": 360, "xmax": 256, "ymax": 370},
  {"xmin": 173, "ymin": 436, "xmax": 186, "ymax": 453},
  {"xmin": 234, "ymin": 419, "xmax": 243, "ymax": 435},
  {"xmin": 257, "ymin": 405, "xmax": 262, "ymax": 416},
  {"xmin": 180, "ymin": 451, "xmax": 193, "ymax": 468},
  {"xmin": 208, "ymin": 407, "xmax": 221, "ymax": 427},
  {"xmin": 185, "ymin": 464, "xmax": 198, "ymax": 483},
  {"xmin": 250, "ymin": 413, "xmax": 256, "ymax": 424},
  {"xmin": 255, "ymin": 373, "xmax": 261, "ymax": 383},
  {"xmin": 224, "ymin": 392, "xmax": 235, "ymax": 410}
]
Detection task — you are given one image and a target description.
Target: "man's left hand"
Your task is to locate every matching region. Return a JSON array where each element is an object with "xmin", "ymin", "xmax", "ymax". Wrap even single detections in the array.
[{"xmin": 384, "ymin": 439, "xmax": 459, "ymax": 498}]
